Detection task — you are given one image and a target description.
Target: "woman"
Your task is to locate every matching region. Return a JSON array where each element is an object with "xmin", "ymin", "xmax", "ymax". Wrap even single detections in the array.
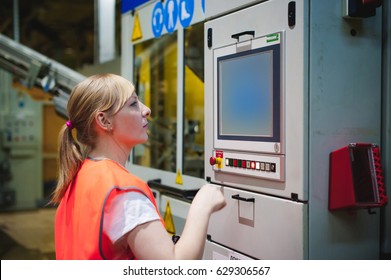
[{"xmin": 51, "ymin": 73, "xmax": 226, "ymax": 260}]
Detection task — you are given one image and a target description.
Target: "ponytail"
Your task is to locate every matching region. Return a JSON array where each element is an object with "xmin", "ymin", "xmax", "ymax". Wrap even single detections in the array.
[{"xmin": 50, "ymin": 124, "xmax": 84, "ymax": 204}]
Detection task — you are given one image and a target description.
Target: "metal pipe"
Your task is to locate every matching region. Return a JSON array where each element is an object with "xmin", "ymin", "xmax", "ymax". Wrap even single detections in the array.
[{"xmin": 13, "ymin": 0, "xmax": 19, "ymax": 42}]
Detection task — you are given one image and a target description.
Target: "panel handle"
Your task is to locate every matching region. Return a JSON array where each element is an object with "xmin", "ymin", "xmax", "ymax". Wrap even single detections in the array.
[
  {"xmin": 231, "ymin": 194, "xmax": 255, "ymax": 203},
  {"xmin": 231, "ymin": 31, "xmax": 255, "ymax": 41}
]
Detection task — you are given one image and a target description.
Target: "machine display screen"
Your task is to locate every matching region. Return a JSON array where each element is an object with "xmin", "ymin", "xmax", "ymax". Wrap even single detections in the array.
[{"xmin": 217, "ymin": 43, "xmax": 280, "ymax": 143}]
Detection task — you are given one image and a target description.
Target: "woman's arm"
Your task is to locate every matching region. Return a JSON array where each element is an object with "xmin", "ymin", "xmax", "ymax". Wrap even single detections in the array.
[{"xmin": 126, "ymin": 184, "xmax": 226, "ymax": 259}]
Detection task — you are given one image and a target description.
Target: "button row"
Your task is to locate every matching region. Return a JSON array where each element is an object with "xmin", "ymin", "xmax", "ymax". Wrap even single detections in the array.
[{"xmin": 225, "ymin": 158, "xmax": 276, "ymax": 173}]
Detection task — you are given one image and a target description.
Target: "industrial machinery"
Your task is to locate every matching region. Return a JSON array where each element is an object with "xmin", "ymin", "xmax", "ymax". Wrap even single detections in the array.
[
  {"xmin": 203, "ymin": 0, "xmax": 386, "ymax": 259},
  {"xmin": 0, "ymin": 33, "xmax": 85, "ymax": 118},
  {"xmin": 0, "ymin": 34, "xmax": 85, "ymax": 209},
  {"xmin": 123, "ymin": 0, "xmax": 390, "ymax": 259}
]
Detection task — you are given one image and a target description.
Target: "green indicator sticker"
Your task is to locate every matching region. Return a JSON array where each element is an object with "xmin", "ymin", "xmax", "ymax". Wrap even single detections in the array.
[{"xmin": 266, "ymin": 33, "xmax": 279, "ymax": 43}]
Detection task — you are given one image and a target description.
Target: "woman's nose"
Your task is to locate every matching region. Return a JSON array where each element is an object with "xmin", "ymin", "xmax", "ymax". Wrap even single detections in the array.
[{"xmin": 142, "ymin": 103, "xmax": 151, "ymax": 117}]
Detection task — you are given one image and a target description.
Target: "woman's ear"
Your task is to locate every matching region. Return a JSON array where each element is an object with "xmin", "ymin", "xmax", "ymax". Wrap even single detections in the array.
[{"xmin": 95, "ymin": 112, "xmax": 112, "ymax": 132}]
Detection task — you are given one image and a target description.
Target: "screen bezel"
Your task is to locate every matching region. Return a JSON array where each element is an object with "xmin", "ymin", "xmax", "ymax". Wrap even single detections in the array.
[{"xmin": 213, "ymin": 34, "xmax": 284, "ymax": 154}]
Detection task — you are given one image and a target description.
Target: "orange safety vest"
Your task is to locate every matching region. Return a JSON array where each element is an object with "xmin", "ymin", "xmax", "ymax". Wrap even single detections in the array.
[{"xmin": 55, "ymin": 158, "xmax": 163, "ymax": 260}]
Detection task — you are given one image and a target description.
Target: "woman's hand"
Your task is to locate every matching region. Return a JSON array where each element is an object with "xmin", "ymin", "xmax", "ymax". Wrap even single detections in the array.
[{"xmin": 191, "ymin": 184, "xmax": 227, "ymax": 215}]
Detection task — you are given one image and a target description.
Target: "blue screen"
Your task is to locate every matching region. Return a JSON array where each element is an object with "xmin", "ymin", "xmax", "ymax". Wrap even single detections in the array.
[{"xmin": 217, "ymin": 44, "xmax": 280, "ymax": 142}]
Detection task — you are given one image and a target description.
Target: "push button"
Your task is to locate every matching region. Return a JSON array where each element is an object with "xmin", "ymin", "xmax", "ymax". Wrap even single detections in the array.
[
  {"xmin": 250, "ymin": 161, "xmax": 256, "ymax": 169},
  {"xmin": 209, "ymin": 157, "xmax": 223, "ymax": 168},
  {"xmin": 242, "ymin": 160, "xmax": 246, "ymax": 168},
  {"xmin": 265, "ymin": 163, "xmax": 270, "ymax": 172}
]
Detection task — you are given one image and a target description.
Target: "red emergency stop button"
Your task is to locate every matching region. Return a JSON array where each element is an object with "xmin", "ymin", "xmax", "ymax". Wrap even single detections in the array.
[{"xmin": 209, "ymin": 157, "xmax": 222, "ymax": 168}]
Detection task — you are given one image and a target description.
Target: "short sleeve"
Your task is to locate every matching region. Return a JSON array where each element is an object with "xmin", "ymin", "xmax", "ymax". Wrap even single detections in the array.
[{"xmin": 103, "ymin": 191, "xmax": 160, "ymax": 243}]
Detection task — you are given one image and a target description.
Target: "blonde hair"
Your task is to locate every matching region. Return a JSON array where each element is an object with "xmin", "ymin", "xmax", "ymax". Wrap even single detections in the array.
[{"xmin": 51, "ymin": 73, "xmax": 134, "ymax": 204}]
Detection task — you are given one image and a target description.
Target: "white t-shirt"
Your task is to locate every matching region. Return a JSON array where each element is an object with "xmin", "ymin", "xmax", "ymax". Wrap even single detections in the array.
[{"xmin": 103, "ymin": 191, "xmax": 160, "ymax": 243}]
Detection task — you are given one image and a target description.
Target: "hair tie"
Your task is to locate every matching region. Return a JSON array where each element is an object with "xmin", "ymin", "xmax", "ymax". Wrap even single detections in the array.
[{"xmin": 66, "ymin": 120, "xmax": 73, "ymax": 130}]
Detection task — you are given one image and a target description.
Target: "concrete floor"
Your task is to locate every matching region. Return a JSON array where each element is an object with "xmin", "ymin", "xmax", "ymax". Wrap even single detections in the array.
[{"xmin": 0, "ymin": 207, "xmax": 56, "ymax": 260}]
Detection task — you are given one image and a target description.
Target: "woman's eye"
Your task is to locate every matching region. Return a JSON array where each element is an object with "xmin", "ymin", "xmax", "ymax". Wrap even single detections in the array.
[{"xmin": 130, "ymin": 101, "xmax": 138, "ymax": 107}]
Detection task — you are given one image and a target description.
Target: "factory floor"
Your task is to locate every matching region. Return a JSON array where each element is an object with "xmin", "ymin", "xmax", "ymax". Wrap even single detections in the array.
[{"xmin": 0, "ymin": 207, "xmax": 56, "ymax": 260}]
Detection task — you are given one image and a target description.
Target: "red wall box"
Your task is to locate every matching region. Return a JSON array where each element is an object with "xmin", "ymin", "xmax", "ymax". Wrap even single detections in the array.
[{"xmin": 329, "ymin": 143, "xmax": 388, "ymax": 211}]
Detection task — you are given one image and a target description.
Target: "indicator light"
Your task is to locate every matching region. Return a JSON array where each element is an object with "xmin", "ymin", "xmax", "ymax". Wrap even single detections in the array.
[{"xmin": 251, "ymin": 161, "xmax": 256, "ymax": 169}]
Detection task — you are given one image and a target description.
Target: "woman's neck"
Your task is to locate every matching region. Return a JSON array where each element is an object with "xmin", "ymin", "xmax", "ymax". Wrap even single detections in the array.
[
  {"xmin": 88, "ymin": 146, "xmax": 129, "ymax": 167},
  {"xmin": 90, "ymin": 130, "xmax": 133, "ymax": 167}
]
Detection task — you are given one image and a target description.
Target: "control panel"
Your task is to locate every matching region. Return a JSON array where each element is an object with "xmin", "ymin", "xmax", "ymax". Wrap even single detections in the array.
[
  {"xmin": 209, "ymin": 150, "xmax": 285, "ymax": 182},
  {"xmin": 2, "ymin": 112, "xmax": 39, "ymax": 149}
]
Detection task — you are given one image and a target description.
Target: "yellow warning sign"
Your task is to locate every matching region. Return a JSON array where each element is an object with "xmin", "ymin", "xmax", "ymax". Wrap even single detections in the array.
[
  {"xmin": 132, "ymin": 13, "xmax": 142, "ymax": 42},
  {"xmin": 175, "ymin": 169, "xmax": 183, "ymax": 185},
  {"xmin": 164, "ymin": 201, "xmax": 176, "ymax": 235}
]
